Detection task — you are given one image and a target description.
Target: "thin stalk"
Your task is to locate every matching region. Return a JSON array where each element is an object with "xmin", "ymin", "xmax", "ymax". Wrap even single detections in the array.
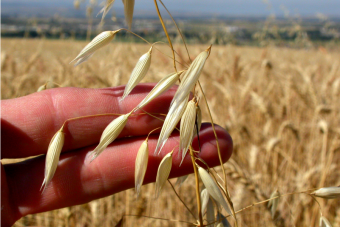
[
  {"xmin": 232, "ymin": 189, "xmax": 317, "ymax": 216},
  {"xmin": 124, "ymin": 214, "xmax": 193, "ymax": 225},
  {"xmin": 120, "ymin": 28, "xmax": 186, "ymax": 68},
  {"xmin": 197, "ymin": 81, "xmax": 227, "ymax": 190},
  {"xmin": 189, "ymin": 146, "xmax": 204, "ymax": 226},
  {"xmin": 153, "ymin": 0, "xmax": 177, "ymax": 72},
  {"xmin": 167, "ymin": 180, "xmax": 196, "ymax": 219},
  {"xmin": 197, "ymin": 80, "xmax": 238, "ymax": 226},
  {"xmin": 157, "ymin": 0, "xmax": 192, "ymax": 62}
]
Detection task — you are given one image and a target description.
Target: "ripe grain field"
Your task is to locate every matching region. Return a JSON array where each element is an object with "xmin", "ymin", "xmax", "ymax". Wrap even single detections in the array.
[{"xmin": 1, "ymin": 38, "xmax": 340, "ymax": 226}]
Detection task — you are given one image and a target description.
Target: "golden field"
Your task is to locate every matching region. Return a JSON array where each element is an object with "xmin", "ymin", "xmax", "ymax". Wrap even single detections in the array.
[{"xmin": 1, "ymin": 38, "xmax": 340, "ymax": 226}]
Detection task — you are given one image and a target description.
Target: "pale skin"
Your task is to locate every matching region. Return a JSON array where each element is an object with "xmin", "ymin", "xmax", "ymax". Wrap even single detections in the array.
[{"xmin": 1, "ymin": 84, "xmax": 233, "ymax": 226}]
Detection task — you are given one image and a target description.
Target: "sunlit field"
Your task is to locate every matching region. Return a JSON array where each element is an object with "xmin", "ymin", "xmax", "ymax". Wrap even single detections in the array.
[{"xmin": 2, "ymin": 38, "xmax": 340, "ymax": 226}]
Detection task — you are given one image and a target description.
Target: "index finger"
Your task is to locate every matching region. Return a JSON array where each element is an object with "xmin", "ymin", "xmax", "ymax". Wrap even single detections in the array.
[{"xmin": 1, "ymin": 84, "xmax": 177, "ymax": 159}]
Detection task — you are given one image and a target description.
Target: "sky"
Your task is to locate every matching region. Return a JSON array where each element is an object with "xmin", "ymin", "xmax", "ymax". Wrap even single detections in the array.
[{"xmin": 2, "ymin": 0, "xmax": 340, "ymax": 17}]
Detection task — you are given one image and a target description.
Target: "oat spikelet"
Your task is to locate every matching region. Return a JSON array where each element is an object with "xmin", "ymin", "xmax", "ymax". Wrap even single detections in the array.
[
  {"xmin": 71, "ymin": 30, "xmax": 118, "ymax": 65},
  {"xmin": 311, "ymin": 186, "xmax": 340, "ymax": 199},
  {"xmin": 123, "ymin": 0, "xmax": 135, "ymax": 30},
  {"xmin": 135, "ymin": 139, "xmax": 149, "ymax": 197},
  {"xmin": 41, "ymin": 126, "xmax": 65, "ymax": 192},
  {"xmin": 170, "ymin": 46, "xmax": 211, "ymax": 106},
  {"xmin": 122, "ymin": 47, "xmax": 152, "ymax": 100},
  {"xmin": 155, "ymin": 151, "xmax": 173, "ymax": 198},
  {"xmin": 74, "ymin": 53, "xmax": 94, "ymax": 67},
  {"xmin": 267, "ymin": 189, "xmax": 280, "ymax": 218},
  {"xmin": 154, "ymin": 95, "xmax": 189, "ymax": 155},
  {"xmin": 179, "ymin": 99, "xmax": 197, "ymax": 165},
  {"xmin": 198, "ymin": 167, "xmax": 232, "ymax": 215},
  {"xmin": 319, "ymin": 216, "xmax": 332, "ymax": 227},
  {"xmin": 37, "ymin": 83, "xmax": 47, "ymax": 92},
  {"xmin": 206, "ymin": 198, "xmax": 215, "ymax": 227},
  {"xmin": 201, "ymin": 188, "xmax": 209, "ymax": 215},
  {"xmin": 136, "ymin": 71, "xmax": 181, "ymax": 110},
  {"xmin": 97, "ymin": 0, "xmax": 116, "ymax": 22},
  {"xmin": 91, "ymin": 112, "xmax": 131, "ymax": 160}
]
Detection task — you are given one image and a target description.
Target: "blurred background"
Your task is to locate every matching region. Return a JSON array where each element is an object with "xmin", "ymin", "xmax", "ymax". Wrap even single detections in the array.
[
  {"xmin": 1, "ymin": 0, "xmax": 340, "ymax": 226},
  {"xmin": 2, "ymin": 0, "xmax": 340, "ymax": 46}
]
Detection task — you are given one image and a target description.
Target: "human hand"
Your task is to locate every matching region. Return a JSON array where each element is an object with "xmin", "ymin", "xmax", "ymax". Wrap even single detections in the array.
[{"xmin": 1, "ymin": 84, "xmax": 232, "ymax": 226}]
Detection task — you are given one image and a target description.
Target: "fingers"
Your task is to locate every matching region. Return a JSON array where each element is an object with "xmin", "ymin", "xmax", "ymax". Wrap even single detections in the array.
[
  {"xmin": 4, "ymin": 124, "xmax": 232, "ymax": 219},
  {"xmin": 1, "ymin": 84, "xmax": 177, "ymax": 158}
]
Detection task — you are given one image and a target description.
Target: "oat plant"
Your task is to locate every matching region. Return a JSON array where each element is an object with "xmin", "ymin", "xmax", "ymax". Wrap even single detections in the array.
[{"xmin": 37, "ymin": 1, "xmax": 340, "ymax": 226}]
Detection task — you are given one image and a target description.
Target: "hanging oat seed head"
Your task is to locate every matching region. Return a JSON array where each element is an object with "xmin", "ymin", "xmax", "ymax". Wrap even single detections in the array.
[
  {"xmin": 155, "ymin": 151, "xmax": 173, "ymax": 198},
  {"xmin": 267, "ymin": 189, "xmax": 280, "ymax": 219},
  {"xmin": 122, "ymin": 46, "xmax": 153, "ymax": 100},
  {"xmin": 41, "ymin": 126, "xmax": 65, "ymax": 192},
  {"xmin": 201, "ymin": 188, "xmax": 210, "ymax": 215},
  {"xmin": 90, "ymin": 112, "xmax": 131, "ymax": 161},
  {"xmin": 170, "ymin": 46, "xmax": 211, "ymax": 107},
  {"xmin": 97, "ymin": 0, "xmax": 116, "ymax": 22},
  {"xmin": 37, "ymin": 83, "xmax": 47, "ymax": 92},
  {"xmin": 71, "ymin": 30, "xmax": 119, "ymax": 66},
  {"xmin": 206, "ymin": 197, "xmax": 215, "ymax": 227},
  {"xmin": 179, "ymin": 98, "xmax": 197, "ymax": 165},
  {"xmin": 135, "ymin": 139, "xmax": 149, "ymax": 197},
  {"xmin": 311, "ymin": 186, "xmax": 340, "ymax": 199},
  {"xmin": 136, "ymin": 71, "xmax": 181, "ymax": 110},
  {"xmin": 319, "ymin": 216, "xmax": 332, "ymax": 227},
  {"xmin": 198, "ymin": 167, "xmax": 232, "ymax": 216},
  {"xmin": 154, "ymin": 95, "xmax": 189, "ymax": 155},
  {"xmin": 123, "ymin": 0, "xmax": 135, "ymax": 30}
]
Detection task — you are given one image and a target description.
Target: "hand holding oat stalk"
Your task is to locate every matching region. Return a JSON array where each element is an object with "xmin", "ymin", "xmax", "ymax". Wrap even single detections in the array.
[{"xmin": 1, "ymin": 85, "xmax": 233, "ymax": 226}]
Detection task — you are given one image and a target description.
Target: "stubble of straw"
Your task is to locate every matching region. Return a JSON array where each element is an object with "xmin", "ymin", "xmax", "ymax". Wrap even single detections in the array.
[{"xmin": 41, "ymin": 126, "xmax": 65, "ymax": 193}]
